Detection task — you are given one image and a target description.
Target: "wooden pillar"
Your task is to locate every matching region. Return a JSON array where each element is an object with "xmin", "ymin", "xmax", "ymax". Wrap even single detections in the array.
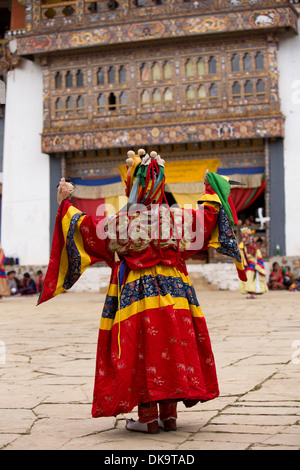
[{"xmin": 10, "ymin": 0, "xmax": 26, "ymax": 31}]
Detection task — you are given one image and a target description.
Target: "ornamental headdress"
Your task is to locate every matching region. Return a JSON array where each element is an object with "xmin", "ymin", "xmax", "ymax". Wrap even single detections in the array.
[
  {"xmin": 240, "ymin": 227, "xmax": 255, "ymax": 235},
  {"xmin": 125, "ymin": 149, "xmax": 166, "ymax": 206}
]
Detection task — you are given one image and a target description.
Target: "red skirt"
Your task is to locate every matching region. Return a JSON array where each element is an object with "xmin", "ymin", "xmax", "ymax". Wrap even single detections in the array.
[{"xmin": 92, "ymin": 264, "xmax": 219, "ymax": 418}]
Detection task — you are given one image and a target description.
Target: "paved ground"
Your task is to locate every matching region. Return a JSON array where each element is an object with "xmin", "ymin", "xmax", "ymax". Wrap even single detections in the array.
[{"xmin": 0, "ymin": 286, "xmax": 300, "ymax": 450}]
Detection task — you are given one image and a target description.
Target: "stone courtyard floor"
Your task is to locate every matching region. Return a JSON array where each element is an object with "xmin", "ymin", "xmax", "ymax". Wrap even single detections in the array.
[{"xmin": 0, "ymin": 287, "xmax": 300, "ymax": 451}]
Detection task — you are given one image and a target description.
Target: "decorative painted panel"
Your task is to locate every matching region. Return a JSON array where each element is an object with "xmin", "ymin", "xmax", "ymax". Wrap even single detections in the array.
[
  {"xmin": 25, "ymin": 1, "xmax": 294, "ymax": 33},
  {"xmin": 16, "ymin": 4, "xmax": 298, "ymax": 55},
  {"xmin": 41, "ymin": 116, "xmax": 284, "ymax": 153}
]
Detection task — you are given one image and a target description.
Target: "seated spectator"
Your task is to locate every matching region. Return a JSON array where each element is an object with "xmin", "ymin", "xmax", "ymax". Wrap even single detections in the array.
[
  {"xmin": 267, "ymin": 262, "xmax": 285, "ymax": 290},
  {"xmin": 255, "ymin": 237, "xmax": 264, "ymax": 248},
  {"xmin": 282, "ymin": 266, "xmax": 296, "ymax": 291},
  {"xmin": 36, "ymin": 270, "xmax": 45, "ymax": 293},
  {"xmin": 19, "ymin": 273, "xmax": 37, "ymax": 296},
  {"xmin": 0, "ymin": 243, "xmax": 11, "ymax": 300},
  {"xmin": 7, "ymin": 270, "xmax": 20, "ymax": 295}
]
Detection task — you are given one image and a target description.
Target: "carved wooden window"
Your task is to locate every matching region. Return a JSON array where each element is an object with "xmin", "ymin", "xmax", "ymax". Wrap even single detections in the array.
[
  {"xmin": 209, "ymin": 83, "xmax": 218, "ymax": 100},
  {"xmin": 185, "ymin": 59, "xmax": 194, "ymax": 78},
  {"xmin": 141, "ymin": 90, "xmax": 150, "ymax": 107},
  {"xmin": 231, "ymin": 54, "xmax": 240, "ymax": 73},
  {"xmin": 208, "ymin": 56, "xmax": 216, "ymax": 75},
  {"xmin": 44, "ymin": 7, "xmax": 56, "ymax": 19},
  {"xmin": 163, "ymin": 62, "xmax": 172, "ymax": 80},
  {"xmin": 48, "ymin": 43, "xmax": 270, "ymax": 132},
  {"xmin": 97, "ymin": 68, "xmax": 105, "ymax": 85},
  {"xmin": 197, "ymin": 58, "xmax": 205, "ymax": 76},
  {"xmin": 107, "ymin": 0, "xmax": 119, "ymax": 10},
  {"xmin": 163, "ymin": 88, "xmax": 173, "ymax": 106},
  {"xmin": 243, "ymin": 53, "xmax": 252, "ymax": 71},
  {"xmin": 256, "ymin": 79, "xmax": 266, "ymax": 99},
  {"xmin": 244, "ymin": 80, "xmax": 253, "ymax": 99},
  {"xmin": 76, "ymin": 70, "xmax": 84, "ymax": 87},
  {"xmin": 255, "ymin": 51, "xmax": 264, "ymax": 70},
  {"xmin": 108, "ymin": 92, "xmax": 116, "ymax": 110},
  {"xmin": 97, "ymin": 93, "xmax": 106, "ymax": 111},
  {"xmin": 66, "ymin": 96, "xmax": 74, "ymax": 111},
  {"xmin": 140, "ymin": 63, "xmax": 150, "ymax": 81},
  {"xmin": 43, "ymin": 2, "xmax": 75, "ymax": 20},
  {"xmin": 62, "ymin": 5, "xmax": 75, "ymax": 16},
  {"xmin": 134, "ymin": 0, "xmax": 164, "ymax": 5},
  {"xmin": 66, "ymin": 71, "xmax": 73, "ymax": 88},
  {"xmin": 119, "ymin": 66, "xmax": 126, "ymax": 84},
  {"xmin": 232, "ymin": 81, "xmax": 241, "ymax": 100},
  {"xmin": 186, "ymin": 85, "xmax": 195, "ymax": 103},
  {"xmin": 87, "ymin": 2, "xmax": 99, "ymax": 13},
  {"xmin": 198, "ymin": 85, "xmax": 206, "ymax": 100},
  {"xmin": 55, "ymin": 72, "xmax": 62, "ymax": 89},
  {"xmin": 119, "ymin": 91, "xmax": 128, "ymax": 107},
  {"xmin": 152, "ymin": 63, "xmax": 161, "ymax": 81},
  {"xmin": 76, "ymin": 95, "xmax": 84, "ymax": 112},
  {"xmin": 55, "ymin": 97, "xmax": 63, "ymax": 113},
  {"xmin": 153, "ymin": 89, "xmax": 161, "ymax": 106},
  {"xmin": 108, "ymin": 67, "xmax": 116, "ymax": 84}
]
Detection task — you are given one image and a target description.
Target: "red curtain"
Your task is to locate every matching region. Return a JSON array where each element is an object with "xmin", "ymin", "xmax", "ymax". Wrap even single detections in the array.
[
  {"xmin": 230, "ymin": 188, "xmax": 256, "ymax": 213},
  {"xmin": 230, "ymin": 178, "xmax": 265, "ymax": 214},
  {"xmin": 73, "ymin": 198, "xmax": 106, "ymax": 219}
]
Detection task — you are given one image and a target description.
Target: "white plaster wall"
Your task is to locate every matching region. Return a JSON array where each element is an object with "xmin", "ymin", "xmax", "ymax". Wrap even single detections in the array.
[
  {"xmin": 1, "ymin": 57, "xmax": 50, "ymax": 265},
  {"xmin": 278, "ymin": 21, "xmax": 300, "ymax": 256}
]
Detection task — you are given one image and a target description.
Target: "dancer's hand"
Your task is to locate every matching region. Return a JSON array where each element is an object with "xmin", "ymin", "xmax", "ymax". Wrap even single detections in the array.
[{"xmin": 57, "ymin": 178, "xmax": 73, "ymax": 204}]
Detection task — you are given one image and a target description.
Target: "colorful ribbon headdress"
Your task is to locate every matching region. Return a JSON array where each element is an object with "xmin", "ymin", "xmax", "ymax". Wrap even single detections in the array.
[{"xmin": 125, "ymin": 149, "xmax": 166, "ymax": 206}]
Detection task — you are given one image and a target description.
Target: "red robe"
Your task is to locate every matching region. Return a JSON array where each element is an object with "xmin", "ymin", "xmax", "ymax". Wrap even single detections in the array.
[{"xmin": 38, "ymin": 194, "xmax": 245, "ymax": 418}]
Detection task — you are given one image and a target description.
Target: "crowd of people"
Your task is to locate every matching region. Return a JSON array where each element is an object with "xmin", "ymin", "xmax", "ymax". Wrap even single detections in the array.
[
  {"xmin": 0, "ymin": 241, "xmax": 46, "ymax": 300},
  {"xmin": 235, "ymin": 212, "xmax": 300, "ymax": 296},
  {"xmin": 268, "ymin": 262, "xmax": 300, "ymax": 292},
  {"xmin": 1, "ymin": 251, "xmax": 300, "ymax": 302},
  {"xmin": 1, "ymin": 268, "xmax": 44, "ymax": 299}
]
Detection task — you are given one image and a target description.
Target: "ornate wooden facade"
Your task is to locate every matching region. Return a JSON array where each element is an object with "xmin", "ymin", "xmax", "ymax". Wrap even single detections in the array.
[
  {"xmin": 10, "ymin": 0, "xmax": 297, "ymax": 155},
  {"xmin": 40, "ymin": 33, "xmax": 283, "ymax": 152},
  {"xmin": 4, "ymin": 0, "xmax": 299, "ymax": 257}
]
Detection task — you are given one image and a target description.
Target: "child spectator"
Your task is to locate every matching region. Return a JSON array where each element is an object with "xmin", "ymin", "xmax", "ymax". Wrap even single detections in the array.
[
  {"xmin": 36, "ymin": 270, "xmax": 45, "ymax": 293},
  {"xmin": 19, "ymin": 273, "xmax": 37, "ymax": 296},
  {"xmin": 7, "ymin": 270, "xmax": 20, "ymax": 295}
]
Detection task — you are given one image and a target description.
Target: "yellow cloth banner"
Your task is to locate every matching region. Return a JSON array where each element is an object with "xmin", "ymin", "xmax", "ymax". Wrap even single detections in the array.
[
  {"xmin": 172, "ymin": 193, "xmax": 204, "ymax": 210},
  {"xmin": 105, "ymin": 195, "xmax": 128, "ymax": 215},
  {"xmin": 119, "ymin": 158, "xmax": 219, "ymax": 185},
  {"xmin": 165, "ymin": 159, "xmax": 219, "ymax": 183}
]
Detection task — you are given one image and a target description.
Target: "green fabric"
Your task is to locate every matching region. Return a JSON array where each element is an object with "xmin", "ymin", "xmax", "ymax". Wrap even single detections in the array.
[
  {"xmin": 206, "ymin": 172, "xmax": 234, "ymax": 226},
  {"xmin": 136, "ymin": 163, "xmax": 165, "ymax": 188},
  {"xmin": 136, "ymin": 164, "xmax": 148, "ymax": 188},
  {"xmin": 159, "ymin": 166, "xmax": 165, "ymax": 183}
]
